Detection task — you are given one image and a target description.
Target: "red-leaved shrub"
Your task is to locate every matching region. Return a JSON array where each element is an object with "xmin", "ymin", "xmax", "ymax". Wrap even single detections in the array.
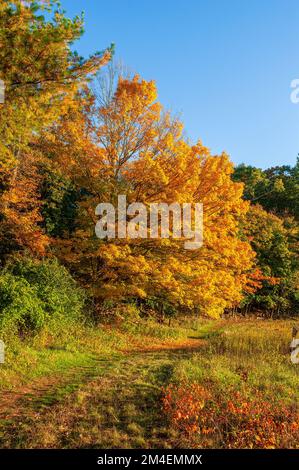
[{"xmin": 162, "ymin": 382, "xmax": 299, "ymax": 448}]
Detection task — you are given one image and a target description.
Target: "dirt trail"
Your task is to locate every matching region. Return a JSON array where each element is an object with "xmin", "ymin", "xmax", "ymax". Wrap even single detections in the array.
[{"xmin": 0, "ymin": 338, "xmax": 203, "ymax": 448}]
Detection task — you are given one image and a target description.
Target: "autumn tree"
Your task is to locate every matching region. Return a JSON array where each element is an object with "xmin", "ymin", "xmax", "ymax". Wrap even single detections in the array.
[
  {"xmin": 40, "ymin": 75, "xmax": 256, "ymax": 317},
  {"xmin": 0, "ymin": 0, "xmax": 112, "ymax": 262}
]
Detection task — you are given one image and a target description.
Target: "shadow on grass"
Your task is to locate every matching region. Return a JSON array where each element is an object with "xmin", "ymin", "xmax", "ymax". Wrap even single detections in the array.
[{"xmin": 0, "ymin": 342, "xmax": 202, "ymax": 448}]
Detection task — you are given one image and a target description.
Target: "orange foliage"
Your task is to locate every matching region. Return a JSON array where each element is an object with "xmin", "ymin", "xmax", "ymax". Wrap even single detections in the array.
[
  {"xmin": 41, "ymin": 76, "xmax": 257, "ymax": 316},
  {"xmin": 162, "ymin": 382, "xmax": 299, "ymax": 448}
]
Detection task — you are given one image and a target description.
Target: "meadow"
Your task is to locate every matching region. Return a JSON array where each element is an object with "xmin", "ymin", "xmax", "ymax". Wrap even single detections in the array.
[{"xmin": 0, "ymin": 316, "xmax": 298, "ymax": 449}]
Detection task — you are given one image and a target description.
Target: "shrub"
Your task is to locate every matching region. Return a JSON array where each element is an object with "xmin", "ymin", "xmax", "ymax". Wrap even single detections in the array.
[
  {"xmin": 162, "ymin": 382, "xmax": 299, "ymax": 448},
  {"xmin": 0, "ymin": 258, "xmax": 85, "ymax": 337},
  {"xmin": 0, "ymin": 273, "xmax": 45, "ymax": 336},
  {"xmin": 140, "ymin": 296, "xmax": 178, "ymax": 322},
  {"xmin": 10, "ymin": 258, "xmax": 85, "ymax": 322},
  {"xmin": 162, "ymin": 382, "xmax": 211, "ymax": 437}
]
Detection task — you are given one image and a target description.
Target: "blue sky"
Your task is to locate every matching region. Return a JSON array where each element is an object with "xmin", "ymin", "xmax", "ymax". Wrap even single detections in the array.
[{"xmin": 61, "ymin": 0, "xmax": 299, "ymax": 168}]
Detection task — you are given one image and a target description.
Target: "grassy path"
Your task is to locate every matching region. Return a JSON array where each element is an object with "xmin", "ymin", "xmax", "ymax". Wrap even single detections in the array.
[{"xmin": 0, "ymin": 338, "xmax": 203, "ymax": 448}]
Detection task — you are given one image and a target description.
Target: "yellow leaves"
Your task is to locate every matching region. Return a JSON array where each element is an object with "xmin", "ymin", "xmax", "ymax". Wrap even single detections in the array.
[
  {"xmin": 113, "ymin": 76, "xmax": 159, "ymax": 126},
  {"xmin": 273, "ymin": 178, "xmax": 285, "ymax": 192},
  {"xmin": 98, "ymin": 243, "xmax": 130, "ymax": 258},
  {"xmin": 0, "ymin": 1, "xmax": 113, "ymax": 262},
  {"xmin": 116, "ymin": 75, "xmax": 158, "ymax": 106},
  {"xmin": 41, "ymin": 74, "xmax": 256, "ymax": 316}
]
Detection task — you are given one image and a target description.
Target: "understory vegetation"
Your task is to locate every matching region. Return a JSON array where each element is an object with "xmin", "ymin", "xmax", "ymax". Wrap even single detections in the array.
[{"xmin": 162, "ymin": 320, "xmax": 299, "ymax": 448}]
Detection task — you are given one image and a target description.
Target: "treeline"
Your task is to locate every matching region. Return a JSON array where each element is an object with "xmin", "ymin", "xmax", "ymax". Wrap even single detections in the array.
[
  {"xmin": 232, "ymin": 162, "xmax": 299, "ymax": 316},
  {"xmin": 0, "ymin": 1, "xmax": 298, "ymax": 339}
]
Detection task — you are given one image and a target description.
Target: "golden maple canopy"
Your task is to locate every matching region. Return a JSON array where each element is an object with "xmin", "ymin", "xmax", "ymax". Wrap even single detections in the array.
[{"xmin": 39, "ymin": 75, "xmax": 256, "ymax": 317}]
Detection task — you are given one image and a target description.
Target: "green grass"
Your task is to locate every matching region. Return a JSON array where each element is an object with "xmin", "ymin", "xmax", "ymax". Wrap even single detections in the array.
[
  {"xmin": 171, "ymin": 319, "xmax": 299, "ymax": 404},
  {"xmin": 0, "ymin": 319, "xmax": 193, "ymax": 390},
  {"xmin": 0, "ymin": 317, "xmax": 298, "ymax": 448},
  {"xmin": 0, "ymin": 326, "xmax": 198, "ymax": 448}
]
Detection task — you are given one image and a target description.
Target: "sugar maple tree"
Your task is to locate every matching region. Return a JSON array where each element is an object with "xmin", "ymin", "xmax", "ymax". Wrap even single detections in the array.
[{"xmin": 40, "ymin": 75, "xmax": 256, "ymax": 317}]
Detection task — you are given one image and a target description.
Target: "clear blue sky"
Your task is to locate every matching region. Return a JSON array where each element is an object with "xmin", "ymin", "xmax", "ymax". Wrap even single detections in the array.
[{"xmin": 61, "ymin": 0, "xmax": 299, "ymax": 168}]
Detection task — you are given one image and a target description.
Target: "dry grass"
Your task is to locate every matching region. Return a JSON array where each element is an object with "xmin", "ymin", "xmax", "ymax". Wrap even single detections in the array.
[{"xmin": 0, "ymin": 317, "xmax": 298, "ymax": 448}]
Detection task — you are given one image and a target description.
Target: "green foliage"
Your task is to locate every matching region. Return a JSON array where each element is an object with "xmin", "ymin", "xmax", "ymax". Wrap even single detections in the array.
[
  {"xmin": 233, "ymin": 160, "xmax": 299, "ymax": 316},
  {"xmin": 233, "ymin": 158, "xmax": 299, "ymax": 220},
  {"xmin": 0, "ymin": 0, "xmax": 84, "ymax": 169},
  {"xmin": 140, "ymin": 296, "xmax": 178, "ymax": 321},
  {"xmin": 10, "ymin": 258, "xmax": 86, "ymax": 322},
  {"xmin": 40, "ymin": 170, "xmax": 79, "ymax": 238},
  {"xmin": 0, "ymin": 258, "xmax": 85, "ymax": 337},
  {"xmin": 0, "ymin": 272, "xmax": 45, "ymax": 336}
]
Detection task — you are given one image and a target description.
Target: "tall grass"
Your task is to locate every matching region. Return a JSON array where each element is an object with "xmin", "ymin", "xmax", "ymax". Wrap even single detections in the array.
[{"xmin": 171, "ymin": 319, "xmax": 299, "ymax": 403}]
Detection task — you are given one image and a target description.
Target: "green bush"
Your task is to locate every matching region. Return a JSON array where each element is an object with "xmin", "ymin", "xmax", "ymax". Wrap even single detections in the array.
[
  {"xmin": 0, "ymin": 273, "xmax": 45, "ymax": 335},
  {"xmin": 0, "ymin": 258, "xmax": 85, "ymax": 337}
]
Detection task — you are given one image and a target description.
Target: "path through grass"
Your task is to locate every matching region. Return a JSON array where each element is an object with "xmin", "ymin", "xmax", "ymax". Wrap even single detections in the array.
[
  {"xmin": 1, "ymin": 318, "xmax": 298, "ymax": 449},
  {"xmin": 0, "ymin": 338, "xmax": 203, "ymax": 448}
]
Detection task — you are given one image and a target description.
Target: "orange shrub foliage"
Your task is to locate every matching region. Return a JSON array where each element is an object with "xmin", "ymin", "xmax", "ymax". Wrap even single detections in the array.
[{"xmin": 162, "ymin": 382, "xmax": 299, "ymax": 448}]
